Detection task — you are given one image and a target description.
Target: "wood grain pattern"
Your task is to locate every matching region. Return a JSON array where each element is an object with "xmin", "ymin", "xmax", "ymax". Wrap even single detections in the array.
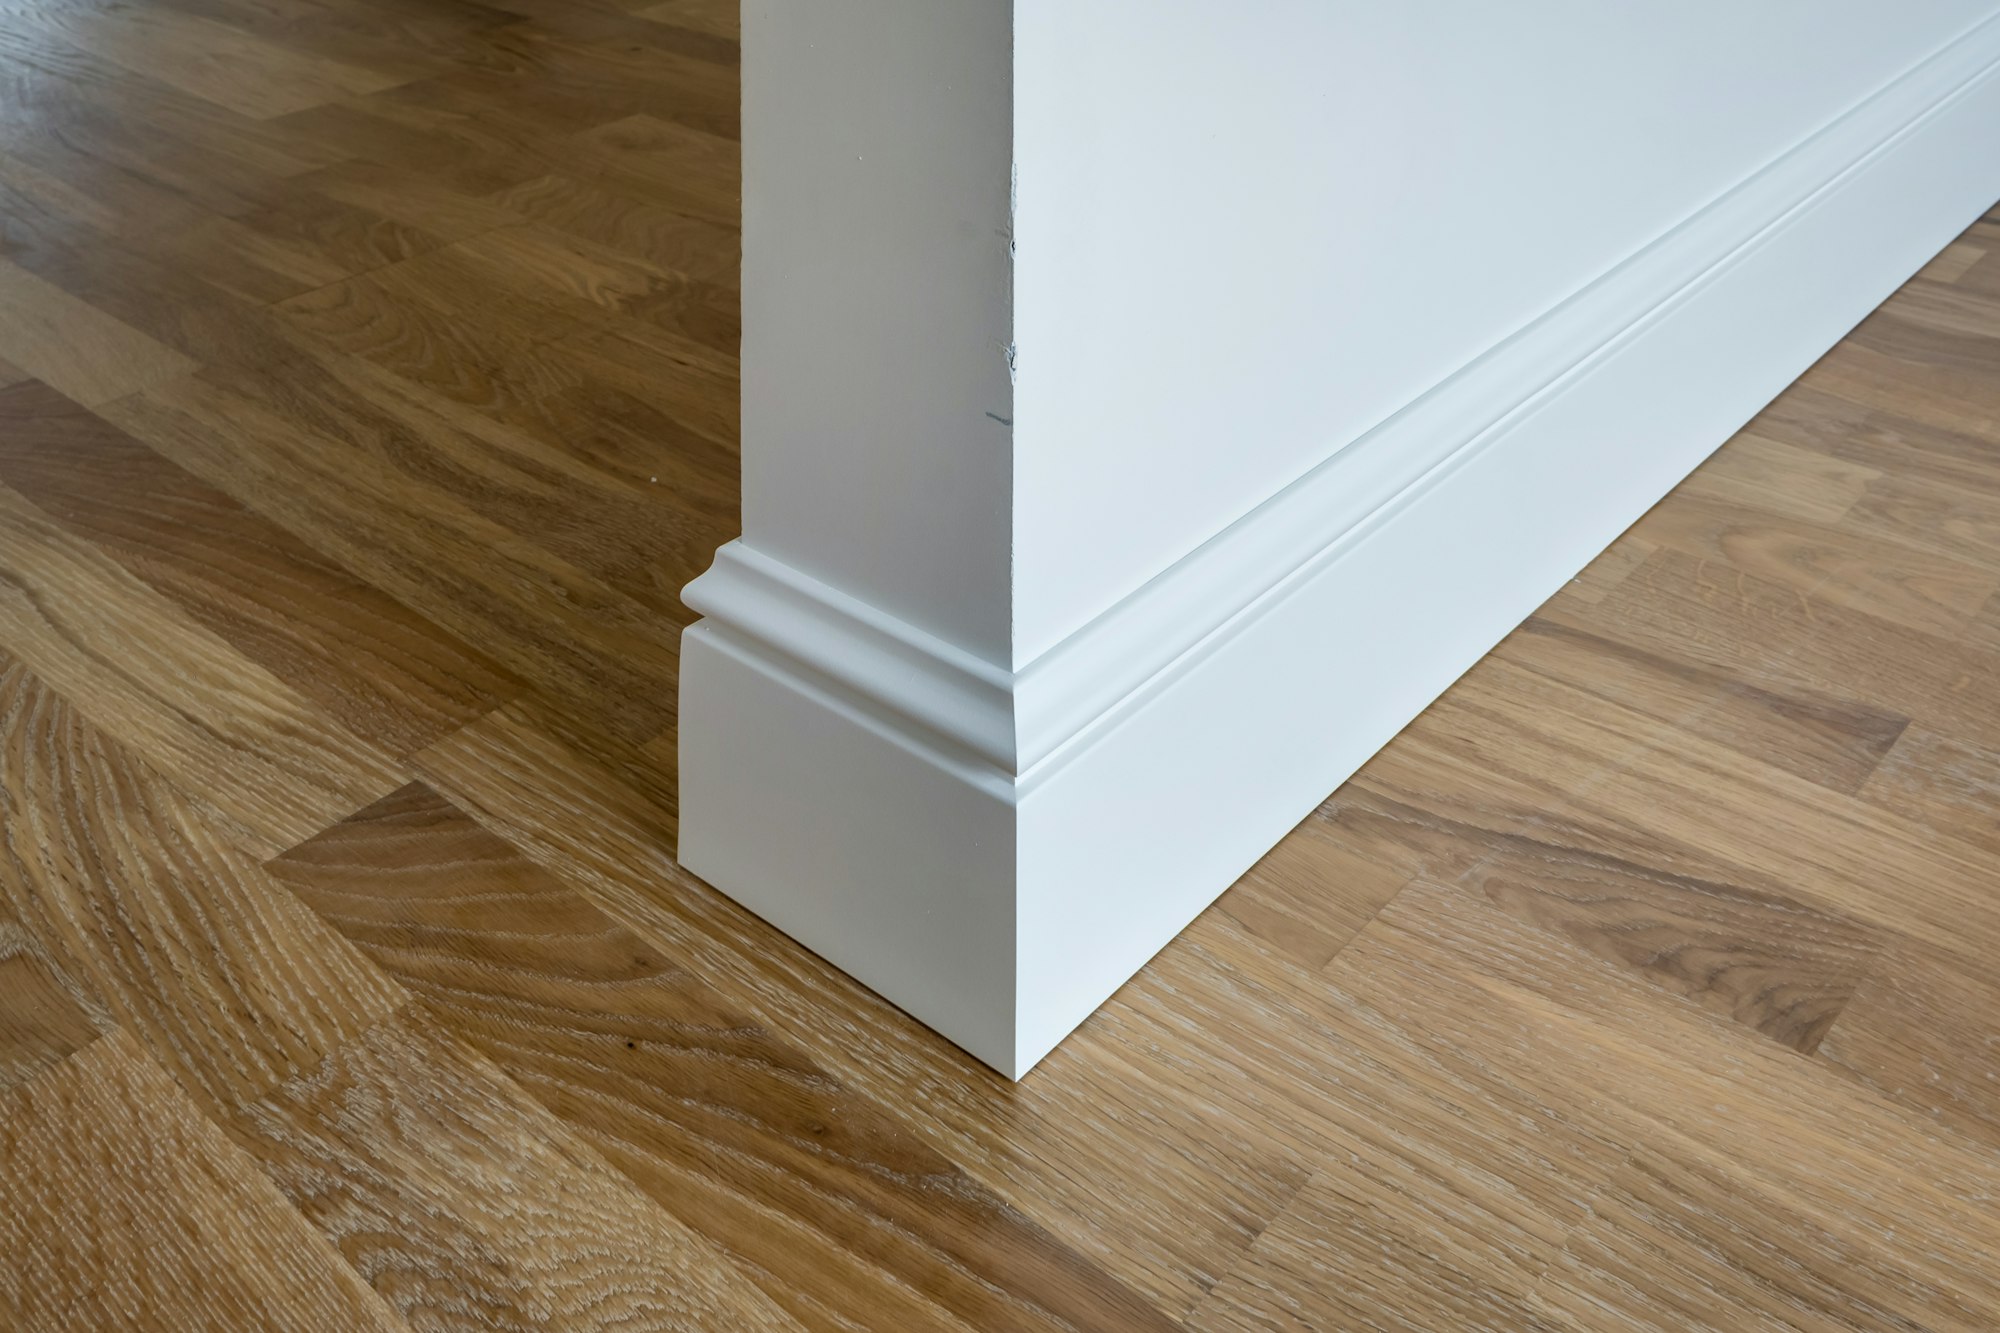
[
  {"xmin": 0, "ymin": 652, "xmax": 408, "ymax": 1118},
  {"xmin": 0, "ymin": 475, "xmax": 407, "ymax": 855},
  {"xmin": 271, "ymin": 782, "xmax": 1176, "ymax": 1333},
  {"xmin": 0, "ymin": 0, "xmax": 409, "ymax": 119},
  {"xmin": 0, "ymin": 380, "xmax": 523, "ymax": 758},
  {"xmin": 0, "ymin": 255, "xmax": 198, "ymax": 405},
  {"xmin": 229, "ymin": 1007, "xmax": 803, "ymax": 1332},
  {"xmin": 0, "ymin": 1, "xmax": 1994, "ymax": 1326},
  {"xmin": 0, "ymin": 911, "xmax": 106, "ymax": 1092},
  {"xmin": 0, "ymin": 1028, "xmax": 408, "ymax": 1332}
]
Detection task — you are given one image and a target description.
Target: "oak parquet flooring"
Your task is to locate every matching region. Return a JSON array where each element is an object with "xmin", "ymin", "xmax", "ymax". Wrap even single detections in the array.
[
  {"xmin": 1353, "ymin": 656, "xmax": 2000, "ymax": 979},
  {"xmin": 222, "ymin": 186, "xmax": 460, "ymax": 286},
  {"xmin": 100, "ymin": 370, "xmax": 687, "ymax": 742},
  {"xmin": 0, "ymin": 255, "xmax": 198, "ymax": 405},
  {"xmin": 1816, "ymin": 934, "xmax": 2000, "ymax": 1154},
  {"xmin": 270, "ymin": 782, "xmax": 1177, "ymax": 1333},
  {"xmin": 0, "ymin": 1029, "xmax": 409, "ymax": 1332},
  {"xmin": 0, "ymin": 652, "xmax": 407, "ymax": 1116},
  {"xmin": 1375, "ymin": 881, "xmax": 2000, "ymax": 1329},
  {"xmin": 1, "ymin": 212, "xmax": 306, "ymax": 374},
  {"xmin": 0, "ymin": 0, "xmax": 1997, "ymax": 1326},
  {"xmin": 484, "ymin": 172, "xmax": 741, "ymax": 288},
  {"xmin": 0, "ymin": 479, "xmax": 407, "ymax": 855},
  {"xmin": 0, "ymin": 380, "xmax": 523, "ymax": 757},
  {"xmin": 1629, "ymin": 494, "xmax": 2000, "ymax": 637},
  {"xmin": 228, "ymin": 1006, "xmax": 802, "ymax": 1332},
  {"xmin": 151, "ymin": 0, "xmax": 511, "ymax": 87},
  {"xmin": 0, "ymin": 34, "xmax": 345, "ymax": 213},
  {"xmin": 1858, "ymin": 722, "xmax": 2000, "ymax": 854},
  {"xmin": 1842, "ymin": 468, "xmax": 2000, "ymax": 570},
  {"xmin": 0, "ymin": 0, "xmax": 410, "ymax": 121},
  {"xmin": 565, "ymin": 113, "xmax": 741, "ymax": 227},
  {"xmin": 408, "ymin": 710, "xmax": 1382, "ymax": 1322},
  {"xmin": 636, "ymin": 0, "xmax": 737, "ymax": 43},
  {"xmin": 1672, "ymin": 430, "xmax": 1880, "ymax": 524},
  {"xmin": 1218, "ymin": 809, "xmax": 1418, "ymax": 972},
  {"xmin": 290, "ymin": 157, "xmax": 522, "ymax": 245},
  {"xmin": 1539, "ymin": 546, "xmax": 2000, "ymax": 752},
  {"xmin": 1497, "ymin": 614, "xmax": 1910, "ymax": 796}
]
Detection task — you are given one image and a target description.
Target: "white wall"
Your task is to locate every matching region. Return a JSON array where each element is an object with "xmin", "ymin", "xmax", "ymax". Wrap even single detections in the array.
[
  {"xmin": 698, "ymin": 0, "xmax": 2000, "ymax": 1076},
  {"xmin": 1010, "ymin": 0, "xmax": 1999, "ymax": 665},
  {"xmin": 741, "ymin": 0, "xmax": 1015, "ymax": 663}
]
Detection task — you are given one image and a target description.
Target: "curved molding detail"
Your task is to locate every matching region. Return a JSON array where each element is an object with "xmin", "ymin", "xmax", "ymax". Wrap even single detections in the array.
[{"xmin": 693, "ymin": 15, "xmax": 2000, "ymax": 792}]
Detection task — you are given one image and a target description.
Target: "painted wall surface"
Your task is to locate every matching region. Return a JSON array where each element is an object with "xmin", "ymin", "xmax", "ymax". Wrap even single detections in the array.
[
  {"xmin": 1010, "ymin": 0, "xmax": 1998, "ymax": 665},
  {"xmin": 740, "ymin": 0, "xmax": 1015, "ymax": 663}
]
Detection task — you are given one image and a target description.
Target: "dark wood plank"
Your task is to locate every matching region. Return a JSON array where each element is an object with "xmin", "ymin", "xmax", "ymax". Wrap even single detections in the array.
[
  {"xmin": 0, "ymin": 380, "xmax": 523, "ymax": 758},
  {"xmin": 0, "ymin": 477, "xmax": 407, "ymax": 855}
]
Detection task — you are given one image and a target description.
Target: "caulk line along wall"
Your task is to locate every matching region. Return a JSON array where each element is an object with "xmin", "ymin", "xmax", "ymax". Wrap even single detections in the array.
[{"xmin": 684, "ymin": 0, "xmax": 2000, "ymax": 1076}]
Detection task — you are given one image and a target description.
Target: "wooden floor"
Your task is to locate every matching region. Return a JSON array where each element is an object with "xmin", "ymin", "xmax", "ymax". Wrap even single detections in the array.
[{"xmin": 1, "ymin": 2, "xmax": 1999, "ymax": 1329}]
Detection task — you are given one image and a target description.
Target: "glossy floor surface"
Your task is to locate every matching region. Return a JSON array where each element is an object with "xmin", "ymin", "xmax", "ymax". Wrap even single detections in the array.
[{"xmin": 2, "ymin": 1, "xmax": 2000, "ymax": 1328}]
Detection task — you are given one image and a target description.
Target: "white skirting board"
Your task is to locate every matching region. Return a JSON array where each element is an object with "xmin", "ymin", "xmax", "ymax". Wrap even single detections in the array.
[{"xmin": 680, "ymin": 29, "xmax": 2000, "ymax": 1079}]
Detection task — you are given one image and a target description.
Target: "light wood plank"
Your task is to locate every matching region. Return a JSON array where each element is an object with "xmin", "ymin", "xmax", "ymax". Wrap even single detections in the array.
[
  {"xmin": 0, "ymin": 1028, "xmax": 407, "ymax": 1332},
  {"xmin": 0, "ymin": 653, "xmax": 408, "ymax": 1118},
  {"xmin": 228, "ymin": 1006, "xmax": 804, "ymax": 1332}
]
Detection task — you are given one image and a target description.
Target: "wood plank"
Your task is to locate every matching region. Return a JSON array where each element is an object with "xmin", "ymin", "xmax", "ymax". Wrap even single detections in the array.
[
  {"xmin": 0, "ymin": 476, "xmax": 407, "ymax": 855},
  {"xmin": 406, "ymin": 707, "xmax": 1440, "ymax": 1322},
  {"xmin": 0, "ymin": 1028, "xmax": 407, "ymax": 1332},
  {"xmin": 0, "ymin": 653, "xmax": 408, "ymax": 1117},
  {"xmin": 1818, "ymin": 935, "xmax": 2000, "ymax": 1152},
  {"xmin": 1630, "ymin": 494, "xmax": 1999, "ymax": 637},
  {"xmin": 1857, "ymin": 723, "xmax": 2000, "ymax": 855},
  {"xmin": 295, "ymin": 157, "xmax": 522, "ymax": 242},
  {"xmin": 0, "ymin": 381, "xmax": 523, "ymax": 759},
  {"xmin": 3, "ymin": 0, "xmax": 409, "ymax": 119},
  {"xmin": 636, "ymin": 0, "xmax": 738, "ymax": 40},
  {"xmin": 449, "ymin": 222, "xmax": 739, "ymax": 352},
  {"xmin": 227, "ymin": 1006, "xmax": 803, "ymax": 1332},
  {"xmin": 0, "ymin": 911, "xmax": 106, "ymax": 1092},
  {"xmin": 98, "ymin": 371, "xmax": 687, "ymax": 743},
  {"xmin": 0, "ymin": 255, "xmax": 197, "ymax": 406},
  {"xmin": 1218, "ymin": 808, "xmax": 1417, "ymax": 971},
  {"xmin": 484, "ymin": 172, "xmax": 740, "ymax": 288},
  {"xmin": 1529, "ymin": 1134, "xmax": 1996, "ymax": 1331},
  {"xmin": 566, "ymin": 114, "xmax": 740, "ymax": 227},
  {"xmin": 1541, "ymin": 546, "xmax": 2000, "ymax": 753},
  {"xmin": 1350, "ymin": 655, "xmax": 2000, "ymax": 980},
  {"xmin": 269, "ymin": 781, "xmax": 1177, "ymax": 1333},
  {"xmin": 1498, "ymin": 613, "xmax": 1909, "ymax": 797},
  {"xmin": 1186, "ymin": 876, "xmax": 2000, "ymax": 1332},
  {"xmin": 1674, "ymin": 430, "xmax": 1879, "ymax": 524},
  {"xmin": 1841, "ymin": 468, "xmax": 2000, "ymax": 570}
]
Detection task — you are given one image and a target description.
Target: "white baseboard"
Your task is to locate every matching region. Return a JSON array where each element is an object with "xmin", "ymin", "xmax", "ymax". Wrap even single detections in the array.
[{"xmin": 680, "ymin": 23, "xmax": 2000, "ymax": 1079}]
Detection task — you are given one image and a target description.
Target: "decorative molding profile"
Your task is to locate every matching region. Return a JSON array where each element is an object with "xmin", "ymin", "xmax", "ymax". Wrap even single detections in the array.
[{"xmin": 681, "ymin": 17, "xmax": 2000, "ymax": 1078}]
